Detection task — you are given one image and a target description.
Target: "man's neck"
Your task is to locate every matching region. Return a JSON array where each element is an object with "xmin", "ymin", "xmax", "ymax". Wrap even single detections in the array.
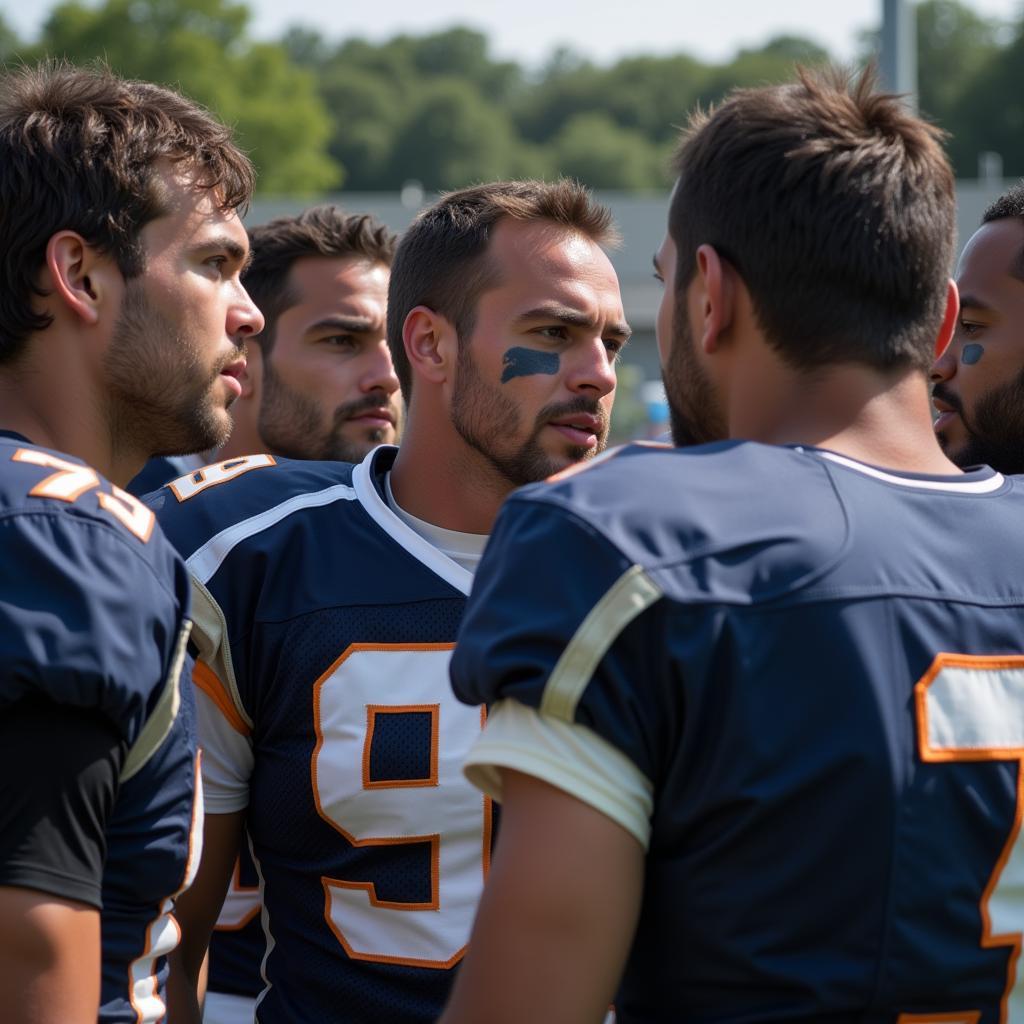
[
  {"xmin": 0, "ymin": 365, "xmax": 144, "ymax": 487},
  {"xmin": 389, "ymin": 411, "xmax": 513, "ymax": 535},
  {"xmin": 728, "ymin": 360, "xmax": 960, "ymax": 475}
]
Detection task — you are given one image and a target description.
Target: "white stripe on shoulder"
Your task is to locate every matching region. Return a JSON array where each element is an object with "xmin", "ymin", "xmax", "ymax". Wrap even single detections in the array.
[
  {"xmin": 812, "ymin": 450, "xmax": 1005, "ymax": 494},
  {"xmin": 186, "ymin": 482, "xmax": 357, "ymax": 584},
  {"xmin": 352, "ymin": 448, "xmax": 473, "ymax": 596}
]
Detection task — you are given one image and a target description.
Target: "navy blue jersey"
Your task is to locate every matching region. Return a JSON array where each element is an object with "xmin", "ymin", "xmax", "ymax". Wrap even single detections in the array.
[
  {"xmin": 0, "ymin": 432, "xmax": 200, "ymax": 1023},
  {"xmin": 452, "ymin": 440, "xmax": 1024, "ymax": 1022},
  {"xmin": 149, "ymin": 447, "xmax": 490, "ymax": 1023},
  {"xmin": 208, "ymin": 843, "xmax": 264, "ymax": 999}
]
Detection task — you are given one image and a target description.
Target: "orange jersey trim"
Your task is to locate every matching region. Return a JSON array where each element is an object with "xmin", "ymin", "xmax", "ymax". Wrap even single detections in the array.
[{"xmin": 192, "ymin": 660, "xmax": 250, "ymax": 737}]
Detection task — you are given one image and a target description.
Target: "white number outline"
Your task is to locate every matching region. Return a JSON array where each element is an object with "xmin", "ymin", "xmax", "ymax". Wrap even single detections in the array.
[
  {"xmin": 310, "ymin": 643, "xmax": 491, "ymax": 969},
  {"xmin": 901, "ymin": 653, "xmax": 1024, "ymax": 1024}
]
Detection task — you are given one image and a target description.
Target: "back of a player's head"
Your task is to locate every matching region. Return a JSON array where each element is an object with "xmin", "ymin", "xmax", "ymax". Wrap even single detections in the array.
[
  {"xmin": 981, "ymin": 182, "xmax": 1024, "ymax": 281},
  {"xmin": 0, "ymin": 61, "xmax": 255, "ymax": 364},
  {"xmin": 669, "ymin": 66, "xmax": 955, "ymax": 374},
  {"xmin": 244, "ymin": 205, "xmax": 397, "ymax": 353},
  {"xmin": 387, "ymin": 179, "xmax": 617, "ymax": 401}
]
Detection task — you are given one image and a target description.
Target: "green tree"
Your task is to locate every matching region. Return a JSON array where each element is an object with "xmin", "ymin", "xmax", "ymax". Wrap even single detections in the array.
[
  {"xmin": 0, "ymin": 13, "xmax": 21, "ymax": 61},
  {"xmin": 699, "ymin": 34, "xmax": 831, "ymax": 106},
  {"xmin": 388, "ymin": 78, "xmax": 518, "ymax": 190},
  {"xmin": 551, "ymin": 112, "xmax": 665, "ymax": 190},
  {"xmin": 35, "ymin": 0, "xmax": 340, "ymax": 194},
  {"xmin": 946, "ymin": 15, "xmax": 1024, "ymax": 178}
]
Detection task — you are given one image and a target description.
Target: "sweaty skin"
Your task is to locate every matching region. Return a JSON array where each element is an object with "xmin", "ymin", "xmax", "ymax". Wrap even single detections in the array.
[{"xmin": 500, "ymin": 347, "xmax": 560, "ymax": 384}]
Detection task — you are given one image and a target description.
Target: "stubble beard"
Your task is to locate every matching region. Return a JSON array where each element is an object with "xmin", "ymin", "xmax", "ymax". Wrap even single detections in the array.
[
  {"xmin": 103, "ymin": 280, "xmax": 235, "ymax": 458},
  {"xmin": 258, "ymin": 357, "xmax": 394, "ymax": 463},
  {"xmin": 663, "ymin": 306, "xmax": 727, "ymax": 447},
  {"xmin": 450, "ymin": 341, "xmax": 607, "ymax": 488}
]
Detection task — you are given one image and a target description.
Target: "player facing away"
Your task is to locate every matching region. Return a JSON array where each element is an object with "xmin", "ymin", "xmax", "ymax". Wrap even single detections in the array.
[
  {"xmin": 202, "ymin": 205, "xmax": 401, "ymax": 1024},
  {"xmin": 932, "ymin": 182, "xmax": 1024, "ymax": 474},
  {"xmin": 0, "ymin": 64, "xmax": 263, "ymax": 1024},
  {"xmin": 443, "ymin": 69, "xmax": 1024, "ymax": 1022},
  {"xmin": 148, "ymin": 180, "xmax": 628, "ymax": 1023}
]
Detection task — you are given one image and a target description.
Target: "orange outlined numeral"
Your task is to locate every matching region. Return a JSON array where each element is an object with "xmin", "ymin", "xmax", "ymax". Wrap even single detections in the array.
[
  {"xmin": 362, "ymin": 704, "xmax": 440, "ymax": 790},
  {"xmin": 13, "ymin": 448, "xmax": 99, "ymax": 501},
  {"xmin": 909, "ymin": 653, "xmax": 1024, "ymax": 1023},
  {"xmin": 169, "ymin": 454, "xmax": 276, "ymax": 502},
  {"xmin": 215, "ymin": 855, "xmax": 261, "ymax": 931},
  {"xmin": 97, "ymin": 486, "xmax": 155, "ymax": 543},
  {"xmin": 12, "ymin": 449, "xmax": 154, "ymax": 543},
  {"xmin": 311, "ymin": 643, "xmax": 490, "ymax": 968}
]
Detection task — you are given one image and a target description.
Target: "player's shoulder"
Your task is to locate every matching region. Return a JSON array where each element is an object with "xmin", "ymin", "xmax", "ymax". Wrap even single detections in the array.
[
  {"xmin": 508, "ymin": 440, "xmax": 848, "ymax": 603},
  {"xmin": 0, "ymin": 434, "xmax": 189, "ymax": 731},
  {"xmin": 0, "ymin": 432, "xmax": 183, "ymax": 576},
  {"xmin": 146, "ymin": 450, "xmax": 362, "ymax": 558}
]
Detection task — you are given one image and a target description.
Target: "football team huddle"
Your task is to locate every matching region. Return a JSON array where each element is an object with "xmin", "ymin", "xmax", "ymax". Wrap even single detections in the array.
[{"xmin": 2, "ymin": 58, "xmax": 1024, "ymax": 1024}]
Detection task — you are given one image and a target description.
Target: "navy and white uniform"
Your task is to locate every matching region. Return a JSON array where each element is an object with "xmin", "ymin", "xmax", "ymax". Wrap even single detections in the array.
[
  {"xmin": 204, "ymin": 843, "xmax": 263, "ymax": 1024},
  {"xmin": 453, "ymin": 440, "xmax": 1024, "ymax": 1022},
  {"xmin": 150, "ymin": 446, "xmax": 490, "ymax": 1023},
  {"xmin": 0, "ymin": 431, "xmax": 201, "ymax": 1023}
]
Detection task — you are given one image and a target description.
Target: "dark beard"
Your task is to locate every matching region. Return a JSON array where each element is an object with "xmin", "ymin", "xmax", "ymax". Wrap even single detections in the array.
[
  {"xmin": 450, "ymin": 343, "xmax": 607, "ymax": 487},
  {"xmin": 937, "ymin": 366, "xmax": 1024, "ymax": 474},
  {"xmin": 663, "ymin": 304, "xmax": 727, "ymax": 447},
  {"xmin": 258, "ymin": 359, "xmax": 392, "ymax": 463},
  {"xmin": 103, "ymin": 280, "xmax": 236, "ymax": 457}
]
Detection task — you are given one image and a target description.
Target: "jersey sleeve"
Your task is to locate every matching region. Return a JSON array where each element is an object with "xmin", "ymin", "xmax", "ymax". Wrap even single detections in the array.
[
  {"xmin": 0, "ymin": 696, "xmax": 124, "ymax": 906},
  {"xmin": 0, "ymin": 507, "xmax": 191, "ymax": 745},
  {"xmin": 451, "ymin": 496, "xmax": 667, "ymax": 838}
]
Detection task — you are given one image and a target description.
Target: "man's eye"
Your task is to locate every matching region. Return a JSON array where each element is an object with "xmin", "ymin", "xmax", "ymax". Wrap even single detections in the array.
[
  {"xmin": 206, "ymin": 256, "xmax": 227, "ymax": 272},
  {"xmin": 538, "ymin": 326, "xmax": 568, "ymax": 340},
  {"xmin": 324, "ymin": 335, "xmax": 356, "ymax": 347},
  {"xmin": 959, "ymin": 321, "xmax": 983, "ymax": 338}
]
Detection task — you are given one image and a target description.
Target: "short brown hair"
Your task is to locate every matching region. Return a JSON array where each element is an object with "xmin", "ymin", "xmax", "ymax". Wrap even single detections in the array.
[
  {"xmin": 386, "ymin": 179, "xmax": 618, "ymax": 400},
  {"xmin": 0, "ymin": 61, "xmax": 255, "ymax": 363},
  {"xmin": 243, "ymin": 205, "xmax": 397, "ymax": 352},
  {"xmin": 982, "ymin": 182, "xmax": 1024, "ymax": 281},
  {"xmin": 669, "ymin": 66, "xmax": 956, "ymax": 373}
]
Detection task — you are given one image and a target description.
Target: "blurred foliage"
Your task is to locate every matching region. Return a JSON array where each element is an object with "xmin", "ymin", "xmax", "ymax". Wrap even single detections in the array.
[
  {"xmin": 12, "ymin": 0, "xmax": 340, "ymax": 193},
  {"xmin": 3, "ymin": 0, "xmax": 1023, "ymax": 192}
]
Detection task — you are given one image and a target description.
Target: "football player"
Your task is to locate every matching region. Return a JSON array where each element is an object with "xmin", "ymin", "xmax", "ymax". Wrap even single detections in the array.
[
  {"xmin": 932, "ymin": 182, "xmax": 1024, "ymax": 474},
  {"xmin": 148, "ymin": 179, "xmax": 628, "ymax": 1023},
  {"xmin": 0, "ymin": 64, "xmax": 263, "ymax": 1023},
  {"xmin": 443, "ymin": 70, "xmax": 1024, "ymax": 1021},
  {"xmin": 203, "ymin": 205, "xmax": 401, "ymax": 1024}
]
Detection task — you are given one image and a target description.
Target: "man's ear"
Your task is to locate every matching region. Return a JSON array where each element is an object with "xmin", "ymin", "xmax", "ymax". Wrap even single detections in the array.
[
  {"xmin": 934, "ymin": 278, "xmax": 959, "ymax": 361},
  {"xmin": 403, "ymin": 306, "xmax": 456, "ymax": 386},
  {"xmin": 693, "ymin": 244, "xmax": 736, "ymax": 355},
  {"xmin": 44, "ymin": 232, "xmax": 118, "ymax": 327}
]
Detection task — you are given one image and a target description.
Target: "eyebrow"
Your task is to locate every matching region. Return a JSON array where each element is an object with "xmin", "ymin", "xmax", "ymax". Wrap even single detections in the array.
[
  {"xmin": 957, "ymin": 293, "xmax": 995, "ymax": 313},
  {"xmin": 189, "ymin": 235, "xmax": 253, "ymax": 272},
  {"xmin": 515, "ymin": 303, "xmax": 632, "ymax": 343},
  {"xmin": 306, "ymin": 315, "xmax": 380, "ymax": 335}
]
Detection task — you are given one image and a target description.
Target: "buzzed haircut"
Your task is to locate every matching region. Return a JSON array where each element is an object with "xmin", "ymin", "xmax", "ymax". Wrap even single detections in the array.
[
  {"xmin": 387, "ymin": 179, "xmax": 618, "ymax": 401},
  {"xmin": 982, "ymin": 182, "xmax": 1024, "ymax": 281},
  {"xmin": 0, "ymin": 61, "xmax": 255, "ymax": 364},
  {"xmin": 243, "ymin": 205, "xmax": 397, "ymax": 352},
  {"xmin": 669, "ymin": 66, "xmax": 956, "ymax": 374}
]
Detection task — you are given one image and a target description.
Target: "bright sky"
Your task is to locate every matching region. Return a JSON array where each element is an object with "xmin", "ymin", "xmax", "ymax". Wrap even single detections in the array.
[{"xmin": 7, "ymin": 0, "xmax": 1024, "ymax": 65}]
